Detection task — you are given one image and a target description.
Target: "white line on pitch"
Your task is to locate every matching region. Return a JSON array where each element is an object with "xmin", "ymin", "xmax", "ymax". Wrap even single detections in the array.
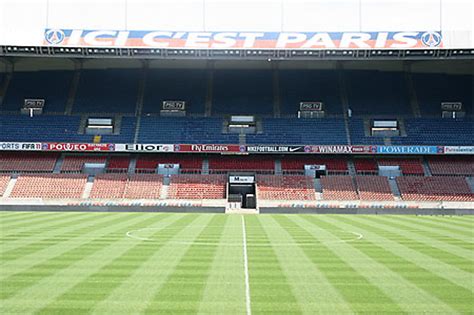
[{"xmin": 241, "ymin": 215, "xmax": 252, "ymax": 315}]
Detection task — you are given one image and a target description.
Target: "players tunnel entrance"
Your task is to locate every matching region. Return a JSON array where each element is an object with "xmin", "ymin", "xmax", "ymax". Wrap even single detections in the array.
[{"xmin": 227, "ymin": 173, "xmax": 256, "ymax": 209}]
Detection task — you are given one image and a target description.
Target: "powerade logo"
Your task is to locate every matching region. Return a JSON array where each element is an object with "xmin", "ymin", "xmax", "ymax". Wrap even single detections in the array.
[{"xmin": 376, "ymin": 146, "xmax": 439, "ymax": 154}]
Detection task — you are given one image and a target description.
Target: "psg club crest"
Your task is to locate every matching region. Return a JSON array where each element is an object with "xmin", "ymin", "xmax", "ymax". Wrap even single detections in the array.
[
  {"xmin": 421, "ymin": 31, "xmax": 442, "ymax": 47},
  {"xmin": 44, "ymin": 29, "xmax": 65, "ymax": 45}
]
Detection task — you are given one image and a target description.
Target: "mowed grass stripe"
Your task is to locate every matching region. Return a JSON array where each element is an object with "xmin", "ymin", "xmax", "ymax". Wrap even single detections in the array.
[
  {"xmin": 36, "ymin": 214, "xmax": 201, "ymax": 315},
  {"xmin": 0, "ymin": 213, "xmax": 183, "ymax": 314},
  {"xmin": 279, "ymin": 215, "xmax": 405, "ymax": 314},
  {"xmin": 374, "ymin": 216, "xmax": 473, "ymax": 249},
  {"xmin": 0, "ymin": 211, "xmax": 85, "ymax": 235},
  {"xmin": 0, "ymin": 212, "xmax": 123, "ymax": 259},
  {"xmin": 428, "ymin": 216, "xmax": 474, "ymax": 228},
  {"xmin": 0, "ymin": 211, "xmax": 65, "ymax": 225},
  {"xmin": 297, "ymin": 216, "xmax": 457, "ymax": 314},
  {"xmin": 358, "ymin": 216, "xmax": 474, "ymax": 271},
  {"xmin": 397, "ymin": 216, "xmax": 474, "ymax": 235},
  {"xmin": 90, "ymin": 214, "xmax": 212, "ymax": 315},
  {"xmin": 0, "ymin": 213, "xmax": 159, "ymax": 300},
  {"xmin": 245, "ymin": 215, "xmax": 302, "ymax": 315},
  {"xmin": 335, "ymin": 216, "xmax": 473, "ymax": 289},
  {"xmin": 320, "ymin": 216, "xmax": 473, "ymax": 314},
  {"xmin": 197, "ymin": 215, "xmax": 246, "ymax": 315},
  {"xmin": 260, "ymin": 215, "xmax": 353, "ymax": 314},
  {"xmin": 143, "ymin": 215, "xmax": 227, "ymax": 314}
]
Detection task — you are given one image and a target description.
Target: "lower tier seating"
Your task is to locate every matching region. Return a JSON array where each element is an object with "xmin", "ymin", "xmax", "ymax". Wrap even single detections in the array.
[
  {"xmin": 61, "ymin": 155, "xmax": 107, "ymax": 172},
  {"xmin": 208, "ymin": 156, "xmax": 274, "ymax": 172},
  {"xmin": 428, "ymin": 157, "xmax": 474, "ymax": 176},
  {"xmin": 257, "ymin": 175, "xmax": 316, "ymax": 200},
  {"xmin": 281, "ymin": 157, "xmax": 348, "ymax": 173},
  {"xmin": 355, "ymin": 176, "xmax": 394, "ymax": 201},
  {"xmin": 0, "ymin": 175, "xmax": 10, "ymax": 196},
  {"xmin": 10, "ymin": 174, "xmax": 87, "ymax": 198},
  {"xmin": 124, "ymin": 174, "xmax": 163, "ymax": 199},
  {"xmin": 396, "ymin": 176, "xmax": 473, "ymax": 201},
  {"xmin": 0, "ymin": 153, "xmax": 58, "ymax": 172},
  {"xmin": 168, "ymin": 175, "xmax": 226, "ymax": 199},
  {"xmin": 320, "ymin": 176, "xmax": 358, "ymax": 200},
  {"xmin": 90, "ymin": 174, "xmax": 128, "ymax": 199}
]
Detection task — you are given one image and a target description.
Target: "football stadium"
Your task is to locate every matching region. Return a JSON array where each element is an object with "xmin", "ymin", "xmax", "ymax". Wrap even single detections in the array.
[{"xmin": 0, "ymin": 0, "xmax": 473, "ymax": 314}]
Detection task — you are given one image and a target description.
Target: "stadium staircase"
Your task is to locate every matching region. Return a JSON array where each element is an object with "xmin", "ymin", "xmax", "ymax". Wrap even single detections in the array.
[
  {"xmin": 128, "ymin": 157, "xmax": 137, "ymax": 174},
  {"xmin": 202, "ymin": 159, "xmax": 210, "ymax": 175},
  {"xmin": 388, "ymin": 178, "xmax": 402, "ymax": 200},
  {"xmin": 466, "ymin": 177, "xmax": 474, "ymax": 193},
  {"xmin": 422, "ymin": 159, "xmax": 432, "ymax": 176},
  {"xmin": 0, "ymin": 72, "xmax": 12, "ymax": 108},
  {"xmin": 82, "ymin": 176, "xmax": 94, "ymax": 199},
  {"xmin": 53, "ymin": 155, "xmax": 65, "ymax": 174},
  {"xmin": 205, "ymin": 69, "xmax": 213, "ymax": 117},
  {"xmin": 314, "ymin": 178, "xmax": 323, "ymax": 200},
  {"xmin": 2, "ymin": 175, "xmax": 17, "ymax": 198},
  {"xmin": 347, "ymin": 159, "xmax": 357, "ymax": 176},
  {"xmin": 274, "ymin": 160, "xmax": 282, "ymax": 175},
  {"xmin": 404, "ymin": 70, "xmax": 421, "ymax": 118},
  {"xmin": 160, "ymin": 178, "xmax": 170, "ymax": 199},
  {"xmin": 273, "ymin": 67, "xmax": 281, "ymax": 117}
]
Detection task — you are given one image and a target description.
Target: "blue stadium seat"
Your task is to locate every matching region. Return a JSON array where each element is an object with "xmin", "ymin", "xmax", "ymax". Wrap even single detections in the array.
[
  {"xmin": 348, "ymin": 118, "xmax": 385, "ymax": 145},
  {"xmin": 279, "ymin": 70, "xmax": 343, "ymax": 116},
  {"xmin": 143, "ymin": 69, "xmax": 207, "ymax": 115},
  {"xmin": 213, "ymin": 70, "xmax": 273, "ymax": 115},
  {"xmin": 412, "ymin": 73, "xmax": 473, "ymax": 116},
  {"xmin": 137, "ymin": 117, "xmax": 239, "ymax": 144},
  {"xmin": 247, "ymin": 118, "xmax": 348, "ymax": 145},
  {"xmin": 392, "ymin": 118, "xmax": 473, "ymax": 145},
  {"xmin": 346, "ymin": 71, "xmax": 411, "ymax": 116},
  {"xmin": 2, "ymin": 71, "xmax": 73, "ymax": 113},
  {"xmin": 73, "ymin": 69, "xmax": 140, "ymax": 113},
  {"xmin": 100, "ymin": 116, "xmax": 136, "ymax": 143}
]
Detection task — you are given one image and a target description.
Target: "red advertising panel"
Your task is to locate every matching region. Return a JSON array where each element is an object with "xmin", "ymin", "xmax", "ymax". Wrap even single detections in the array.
[
  {"xmin": 43, "ymin": 143, "xmax": 115, "ymax": 152},
  {"xmin": 175, "ymin": 144, "xmax": 244, "ymax": 153}
]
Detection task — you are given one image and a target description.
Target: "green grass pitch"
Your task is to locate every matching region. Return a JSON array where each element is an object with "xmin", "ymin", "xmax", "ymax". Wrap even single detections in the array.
[{"xmin": 0, "ymin": 211, "xmax": 473, "ymax": 314}]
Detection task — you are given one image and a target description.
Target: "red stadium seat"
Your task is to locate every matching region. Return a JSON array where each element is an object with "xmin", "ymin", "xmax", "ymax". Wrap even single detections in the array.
[
  {"xmin": 396, "ymin": 176, "xmax": 474, "ymax": 202},
  {"xmin": 0, "ymin": 175, "xmax": 11, "ymax": 196},
  {"xmin": 378, "ymin": 158, "xmax": 424, "ymax": 175},
  {"xmin": 0, "ymin": 153, "xmax": 58, "ymax": 172},
  {"xmin": 320, "ymin": 176, "xmax": 358, "ymax": 200},
  {"xmin": 168, "ymin": 174, "xmax": 226, "ymax": 199},
  {"xmin": 428, "ymin": 157, "xmax": 474, "ymax": 176},
  {"xmin": 355, "ymin": 176, "xmax": 394, "ymax": 200},
  {"xmin": 257, "ymin": 175, "xmax": 316, "ymax": 200},
  {"xmin": 10, "ymin": 174, "xmax": 87, "ymax": 198},
  {"xmin": 61, "ymin": 155, "xmax": 107, "ymax": 172}
]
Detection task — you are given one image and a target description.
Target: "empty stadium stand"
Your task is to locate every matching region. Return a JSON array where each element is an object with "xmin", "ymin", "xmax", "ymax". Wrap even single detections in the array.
[
  {"xmin": 0, "ymin": 153, "xmax": 58, "ymax": 172},
  {"xmin": 428, "ymin": 156, "xmax": 474, "ymax": 176},
  {"xmin": 257, "ymin": 175, "xmax": 316, "ymax": 200},
  {"xmin": 208, "ymin": 156, "xmax": 274, "ymax": 172},
  {"xmin": 124, "ymin": 174, "xmax": 163, "ymax": 199},
  {"xmin": 61, "ymin": 155, "xmax": 107, "ymax": 172},
  {"xmin": 143, "ymin": 69, "xmax": 207, "ymax": 115},
  {"xmin": 353, "ymin": 158, "xmax": 378, "ymax": 174},
  {"xmin": 247, "ymin": 118, "xmax": 348, "ymax": 145},
  {"xmin": 378, "ymin": 158, "xmax": 425, "ymax": 175},
  {"xmin": 355, "ymin": 176, "xmax": 394, "ymax": 201},
  {"xmin": 396, "ymin": 176, "xmax": 473, "ymax": 201},
  {"xmin": 73, "ymin": 69, "xmax": 140, "ymax": 113},
  {"xmin": 168, "ymin": 174, "xmax": 226, "ymax": 199},
  {"xmin": 348, "ymin": 118, "xmax": 385, "ymax": 145},
  {"xmin": 107, "ymin": 156, "xmax": 131, "ymax": 173},
  {"xmin": 281, "ymin": 156, "xmax": 348, "ymax": 174},
  {"xmin": 320, "ymin": 176, "xmax": 358, "ymax": 200},
  {"xmin": 1, "ymin": 70, "xmax": 73, "ymax": 113},
  {"xmin": 90, "ymin": 173, "xmax": 128, "ymax": 198},
  {"xmin": 135, "ymin": 155, "xmax": 203, "ymax": 173},
  {"xmin": 10, "ymin": 174, "xmax": 87, "ymax": 198},
  {"xmin": 213, "ymin": 70, "xmax": 273, "ymax": 115}
]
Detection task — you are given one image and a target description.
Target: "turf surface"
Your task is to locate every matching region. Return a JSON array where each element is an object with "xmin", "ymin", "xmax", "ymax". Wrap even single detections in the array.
[{"xmin": 0, "ymin": 211, "xmax": 473, "ymax": 314}]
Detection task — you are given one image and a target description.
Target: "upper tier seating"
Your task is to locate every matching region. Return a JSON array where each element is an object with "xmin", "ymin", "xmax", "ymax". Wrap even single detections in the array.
[
  {"xmin": 143, "ymin": 69, "xmax": 207, "ymax": 115},
  {"xmin": 61, "ymin": 155, "xmax": 107, "ymax": 172},
  {"xmin": 396, "ymin": 176, "xmax": 473, "ymax": 201},
  {"xmin": 124, "ymin": 174, "xmax": 163, "ymax": 199},
  {"xmin": 73, "ymin": 69, "xmax": 140, "ymax": 113},
  {"xmin": 378, "ymin": 158, "xmax": 424, "ymax": 175},
  {"xmin": 428, "ymin": 157, "xmax": 474, "ymax": 176},
  {"xmin": 90, "ymin": 173, "xmax": 128, "ymax": 198},
  {"xmin": 0, "ymin": 175, "xmax": 10, "ymax": 196},
  {"xmin": 2, "ymin": 70, "xmax": 73, "ymax": 113},
  {"xmin": 107, "ymin": 156, "xmax": 131, "ymax": 173},
  {"xmin": 281, "ymin": 157, "xmax": 348, "ymax": 174},
  {"xmin": 0, "ymin": 115, "xmax": 92, "ymax": 142},
  {"xmin": 412, "ymin": 73, "xmax": 473, "ymax": 116},
  {"xmin": 213, "ymin": 70, "xmax": 273, "ymax": 115},
  {"xmin": 392, "ymin": 118, "xmax": 473, "ymax": 145},
  {"xmin": 345, "ymin": 70, "xmax": 411, "ymax": 115},
  {"xmin": 355, "ymin": 176, "xmax": 394, "ymax": 201},
  {"xmin": 168, "ymin": 174, "xmax": 226, "ymax": 199},
  {"xmin": 10, "ymin": 174, "xmax": 87, "ymax": 198},
  {"xmin": 279, "ymin": 70, "xmax": 342, "ymax": 115},
  {"xmin": 0, "ymin": 153, "xmax": 58, "ymax": 172},
  {"xmin": 257, "ymin": 175, "xmax": 316, "ymax": 200},
  {"xmin": 353, "ymin": 158, "xmax": 378, "ymax": 174},
  {"xmin": 247, "ymin": 118, "xmax": 348, "ymax": 145},
  {"xmin": 135, "ymin": 155, "xmax": 203, "ymax": 173},
  {"xmin": 208, "ymin": 156, "xmax": 274, "ymax": 172},
  {"xmin": 138, "ymin": 117, "xmax": 239, "ymax": 144},
  {"xmin": 320, "ymin": 176, "xmax": 358, "ymax": 200}
]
